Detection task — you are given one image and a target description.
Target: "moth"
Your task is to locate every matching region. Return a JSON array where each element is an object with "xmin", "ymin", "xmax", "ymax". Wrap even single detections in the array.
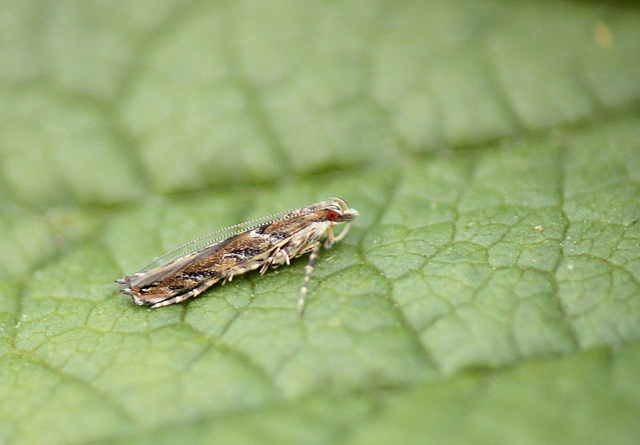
[{"xmin": 116, "ymin": 197, "xmax": 358, "ymax": 314}]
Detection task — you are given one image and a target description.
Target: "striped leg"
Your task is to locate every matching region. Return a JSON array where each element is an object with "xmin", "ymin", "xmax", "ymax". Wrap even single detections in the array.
[
  {"xmin": 148, "ymin": 277, "xmax": 219, "ymax": 308},
  {"xmin": 297, "ymin": 242, "xmax": 322, "ymax": 316}
]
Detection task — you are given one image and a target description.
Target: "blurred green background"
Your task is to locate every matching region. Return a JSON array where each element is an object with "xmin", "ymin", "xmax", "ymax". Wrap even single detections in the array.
[{"xmin": 1, "ymin": 1, "xmax": 639, "ymax": 444}]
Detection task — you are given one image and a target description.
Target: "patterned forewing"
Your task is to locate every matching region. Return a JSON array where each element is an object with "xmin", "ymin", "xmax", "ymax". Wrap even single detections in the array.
[
  {"xmin": 117, "ymin": 198, "xmax": 358, "ymax": 310},
  {"xmin": 129, "ymin": 210, "xmax": 329, "ymax": 302}
]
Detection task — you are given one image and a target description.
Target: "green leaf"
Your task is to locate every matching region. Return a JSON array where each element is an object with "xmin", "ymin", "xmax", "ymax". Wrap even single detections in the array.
[{"xmin": 1, "ymin": 1, "xmax": 640, "ymax": 444}]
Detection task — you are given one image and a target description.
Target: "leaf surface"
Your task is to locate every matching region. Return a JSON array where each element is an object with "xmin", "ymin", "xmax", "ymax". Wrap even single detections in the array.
[{"xmin": 1, "ymin": 1, "xmax": 640, "ymax": 444}]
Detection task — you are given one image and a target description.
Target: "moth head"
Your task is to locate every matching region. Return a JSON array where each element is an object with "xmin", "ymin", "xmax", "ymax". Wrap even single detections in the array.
[{"xmin": 326, "ymin": 197, "xmax": 359, "ymax": 223}]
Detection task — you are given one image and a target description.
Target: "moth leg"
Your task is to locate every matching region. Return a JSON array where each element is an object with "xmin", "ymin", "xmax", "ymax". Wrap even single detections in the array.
[
  {"xmin": 259, "ymin": 248, "xmax": 291, "ymax": 274},
  {"xmin": 297, "ymin": 242, "xmax": 322, "ymax": 316},
  {"xmin": 149, "ymin": 277, "xmax": 219, "ymax": 308},
  {"xmin": 259, "ymin": 254, "xmax": 275, "ymax": 274},
  {"xmin": 323, "ymin": 222, "xmax": 352, "ymax": 249},
  {"xmin": 331, "ymin": 223, "xmax": 351, "ymax": 242}
]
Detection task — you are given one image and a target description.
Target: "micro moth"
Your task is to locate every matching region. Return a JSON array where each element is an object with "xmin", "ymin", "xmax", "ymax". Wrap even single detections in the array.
[{"xmin": 116, "ymin": 197, "xmax": 358, "ymax": 315}]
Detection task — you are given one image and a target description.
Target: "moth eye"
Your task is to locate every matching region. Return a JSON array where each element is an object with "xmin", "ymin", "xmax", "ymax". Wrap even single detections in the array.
[{"xmin": 326, "ymin": 210, "xmax": 340, "ymax": 221}]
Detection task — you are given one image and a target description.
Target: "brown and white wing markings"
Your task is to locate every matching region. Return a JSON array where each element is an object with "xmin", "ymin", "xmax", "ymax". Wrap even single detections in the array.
[{"xmin": 116, "ymin": 197, "xmax": 358, "ymax": 310}]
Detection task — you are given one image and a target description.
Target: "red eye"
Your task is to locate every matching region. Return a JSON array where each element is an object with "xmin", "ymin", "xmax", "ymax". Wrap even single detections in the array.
[{"xmin": 326, "ymin": 210, "xmax": 340, "ymax": 221}]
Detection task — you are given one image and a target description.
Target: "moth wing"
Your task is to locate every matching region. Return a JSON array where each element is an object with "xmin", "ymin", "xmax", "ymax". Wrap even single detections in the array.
[
  {"xmin": 117, "ymin": 199, "xmax": 334, "ymax": 290},
  {"xmin": 118, "ymin": 231, "xmax": 247, "ymax": 289}
]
